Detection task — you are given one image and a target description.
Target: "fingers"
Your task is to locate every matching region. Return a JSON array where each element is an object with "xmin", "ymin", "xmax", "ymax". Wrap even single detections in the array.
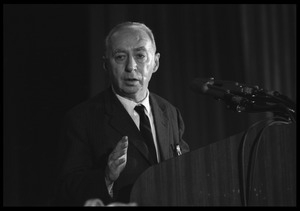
[
  {"xmin": 106, "ymin": 136, "xmax": 129, "ymax": 182},
  {"xmin": 84, "ymin": 198, "xmax": 104, "ymax": 207},
  {"xmin": 117, "ymin": 136, "xmax": 129, "ymax": 151},
  {"xmin": 106, "ymin": 202, "xmax": 138, "ymax": 206},
  {"xmin": 84, "ymin": 198, "xmax": 137, "ymax": 207},
  {"xmin": 110, "ymin": 136, "xmax": 128, "ymax": 160},
  {"xmin": 108, "ymin": 154, "xmax": 126, "ymax": 168}
]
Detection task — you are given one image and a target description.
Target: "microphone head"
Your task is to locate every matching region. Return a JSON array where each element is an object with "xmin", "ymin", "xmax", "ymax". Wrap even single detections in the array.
[{"xmin": 190, "ymin": 78, "xmax": 214, "ymax": 94}]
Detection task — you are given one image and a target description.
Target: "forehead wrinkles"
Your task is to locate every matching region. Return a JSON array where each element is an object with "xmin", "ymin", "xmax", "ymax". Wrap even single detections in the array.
[{"xmin": 110, "ymin": 28, "xmax": 154, "ymax": 53}]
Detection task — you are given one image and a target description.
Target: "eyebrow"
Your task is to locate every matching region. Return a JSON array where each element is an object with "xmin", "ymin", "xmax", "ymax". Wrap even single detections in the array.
[
  {"xmin": 112, "ymin": 49, "xmax": 126, "ymax": 55},
  {"xmin": 134, "ymin": 46, "xmax": 147, "ymax": 51},
  {"xmin": 113, "ymin": 46, "xmax": 147, "ymax": 54}
]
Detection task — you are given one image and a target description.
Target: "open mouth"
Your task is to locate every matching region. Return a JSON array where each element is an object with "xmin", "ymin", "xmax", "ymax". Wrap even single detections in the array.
[
  {"xmin": 125, "ymin": 78, "xmax": 139, "ymax": 82},
  {"xmin": 125, "ymin": 78, "xmax": 138, "ymax": 81},
  {"xmin": 124, "ymin": 78, "xmax": 139, "ymax": 85}
]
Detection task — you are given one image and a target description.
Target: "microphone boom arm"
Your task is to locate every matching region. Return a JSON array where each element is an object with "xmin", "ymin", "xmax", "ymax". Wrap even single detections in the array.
[{"xmin": 192, "ymin": 77, "xmax": 296, "ymax": 123}]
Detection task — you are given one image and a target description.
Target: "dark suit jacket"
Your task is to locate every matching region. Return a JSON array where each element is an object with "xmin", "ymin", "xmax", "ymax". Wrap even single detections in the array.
[{"xmin": 57, "ymin": 87, "xmax": 189, "ymax": 206}]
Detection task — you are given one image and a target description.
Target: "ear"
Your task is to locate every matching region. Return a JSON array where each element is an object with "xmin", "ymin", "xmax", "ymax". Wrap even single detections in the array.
[
  {"xmin": 153, "ymin": 53, "xmax": 160, "ymax": 73},
  {"xmin": 102, "ymin": 56, "xmax": 109, "ymax": 71}
]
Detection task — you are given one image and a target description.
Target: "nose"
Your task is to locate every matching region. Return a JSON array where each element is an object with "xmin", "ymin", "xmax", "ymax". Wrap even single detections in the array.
[{"xmin": 126, "ymin": 56, "xmax": 137, "ymax": 72}]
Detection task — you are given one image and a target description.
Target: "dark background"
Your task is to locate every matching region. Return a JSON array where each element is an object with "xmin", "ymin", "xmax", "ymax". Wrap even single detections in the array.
[{"xmin": 3, "ymin": 4, "xmax": 296, "ymax": 206}]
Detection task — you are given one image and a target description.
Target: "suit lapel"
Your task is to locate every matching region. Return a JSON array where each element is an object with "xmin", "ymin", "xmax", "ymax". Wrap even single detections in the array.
[
  {"xmin": 149, "ymin": 94, "xmax": 170, "ymax": 161},
  {"xmin": 104, "ymin": 89, "xmax": 153, "ymax": 165}
]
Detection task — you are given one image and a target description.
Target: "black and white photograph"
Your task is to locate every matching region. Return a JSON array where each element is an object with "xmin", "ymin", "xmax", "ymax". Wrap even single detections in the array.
[{"xmin": 3, "ymin": 4, "xmax": 296, "ymax": 206}]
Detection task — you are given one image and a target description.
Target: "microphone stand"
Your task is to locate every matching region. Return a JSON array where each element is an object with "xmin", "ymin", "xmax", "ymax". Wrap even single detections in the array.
[
  {"xmin": 205, "ymin": 78, "xmax": 296, "ymax": 123},
  {"xmin": 201, "ymin": 78, "xmax": 296, "ymax": 206},
  {"xmin": 192, "ymin": 78, "xmax": 296, "ymax": 206}
]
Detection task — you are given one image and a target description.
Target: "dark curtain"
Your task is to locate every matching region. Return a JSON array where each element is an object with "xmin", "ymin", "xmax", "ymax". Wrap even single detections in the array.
[
  {"xmin": 3, "ymin": 4, "xmax": 296, "ymax": 206},
  {"xmin": 89, "ymin": 3, "xmax": 296, "ymax": 149}
]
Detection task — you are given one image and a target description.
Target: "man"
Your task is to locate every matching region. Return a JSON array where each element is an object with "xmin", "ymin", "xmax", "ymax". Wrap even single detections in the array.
[{"xmin": 57, "ymin": 21, "xmax": 189, "ymax": 206}]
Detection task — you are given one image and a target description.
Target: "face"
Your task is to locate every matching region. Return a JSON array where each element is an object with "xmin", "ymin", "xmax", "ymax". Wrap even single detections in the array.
[{"xmin": 106, "ymin": 27, "xmax": 160, "ymax": 102}]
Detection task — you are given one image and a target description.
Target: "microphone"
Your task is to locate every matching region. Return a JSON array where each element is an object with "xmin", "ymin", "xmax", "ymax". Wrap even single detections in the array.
[
  {"xmin": 190, "ymin": 77, "xmax": 233, "ymax": 101},
  {"xmin": 191, "ymin": 77, "xmax": 264, "ymax": 100},
  {"xmin": 190, "ymin": 77, "xmax": 296, "ymax": 115},
  {"xmin": 190, "ymin": 77, "xmax": 252, "ymax": 112}
]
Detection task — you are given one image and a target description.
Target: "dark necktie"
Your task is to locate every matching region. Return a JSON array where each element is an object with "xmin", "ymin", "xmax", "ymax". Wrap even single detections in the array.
[{"xmin": 134, "ymin": 105, "xmax": 158, "ymax": 164}]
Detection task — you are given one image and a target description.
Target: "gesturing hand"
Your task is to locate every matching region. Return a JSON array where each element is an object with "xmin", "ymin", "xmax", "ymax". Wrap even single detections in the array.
[{"xmin": 105, "ymin": 136, "xmax": 129, "ymax": 185}]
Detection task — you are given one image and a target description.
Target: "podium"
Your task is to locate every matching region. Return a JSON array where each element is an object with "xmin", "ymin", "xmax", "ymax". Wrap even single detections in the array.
[{"xmin": 130, "ymin": 123, "xmax": 296, "ymax": 206}]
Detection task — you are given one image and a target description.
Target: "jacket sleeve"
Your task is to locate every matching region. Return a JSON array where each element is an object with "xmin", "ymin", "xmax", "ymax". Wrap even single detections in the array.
[
  {"xmin": 56, "ymin": 109, "xmax": 112, "ymax": 206},
  {"xmin": 176, "ymin": 107, "xmax": 190, "ymax": 154}
]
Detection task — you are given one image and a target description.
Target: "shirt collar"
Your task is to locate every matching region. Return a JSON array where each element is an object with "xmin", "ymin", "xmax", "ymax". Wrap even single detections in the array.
[{"xmin": 112, "ymin": 87, "xmax": 151, "ymax": 115}]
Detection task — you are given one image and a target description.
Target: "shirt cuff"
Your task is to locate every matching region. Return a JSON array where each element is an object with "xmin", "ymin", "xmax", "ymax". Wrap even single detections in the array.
[{"xmin": 105, "ymin": 176, "xmax": 114, "ymax": 198}]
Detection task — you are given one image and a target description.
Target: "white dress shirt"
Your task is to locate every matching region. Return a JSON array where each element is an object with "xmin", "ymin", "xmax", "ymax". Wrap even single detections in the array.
[
  {"xmin": 105, "ymin": 88, "xmax": 161, "ymax": 198},
  {"xmin": 113, "ymin": 89, "xmax": 160, "ymax": 163}
]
